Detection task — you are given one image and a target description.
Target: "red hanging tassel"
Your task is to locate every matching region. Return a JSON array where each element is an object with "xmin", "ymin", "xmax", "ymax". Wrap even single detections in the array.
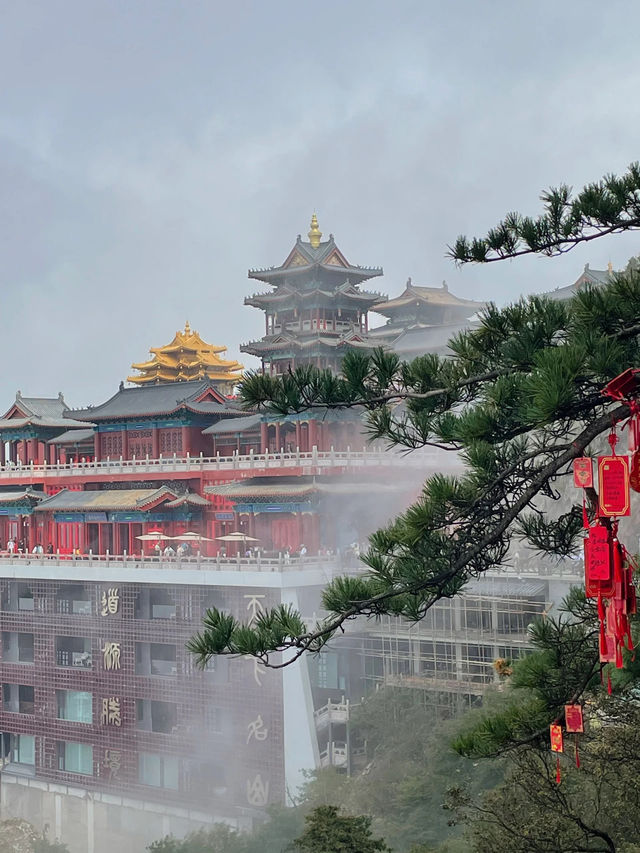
[
  {"xmin": 582, "ymin": 494, "xmax": 589, "ymax": 529},
  {"xmin": 607, "ymin": 670, "xmax": 613, "ymax": 694},
  {"xmin": 574, "ymin": 735, "xmax": 580, "ymax": 769},
  {"xmin": 556, "ymin": 755, "xmax": 561, "ymax": 784}
]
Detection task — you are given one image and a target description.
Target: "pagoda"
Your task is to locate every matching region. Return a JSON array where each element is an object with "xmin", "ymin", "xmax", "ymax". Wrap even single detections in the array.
[
  {"xmin": 369, "ymin": 278, "xmax": 486, "ymax": 355},
  {"xmin": 242, "ymin": 215, "xmax": 386, "ymax": 374},
  {"xmin": 128, "ymin": 322, "xmax": 243, "ymax": 394}
]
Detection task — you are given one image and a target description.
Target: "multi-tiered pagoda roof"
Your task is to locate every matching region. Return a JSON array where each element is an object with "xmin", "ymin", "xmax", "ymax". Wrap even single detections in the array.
[
  {"xmin": 369, "ymin": 278, "xmax": 486, "ymax": 355},
  {"xmin": 128, "ymin": 322, "xmax": 243, "ymax": 392},
  {"xmin": 242, "ymin": 216, "xmax": 386, "ymax": 372}
]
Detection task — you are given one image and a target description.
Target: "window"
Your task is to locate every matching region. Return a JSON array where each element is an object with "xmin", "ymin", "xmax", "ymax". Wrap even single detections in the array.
[
  {"xmin": 2, "ymin": 683, "xmax": 34, "ymax": 714},
  {"xmin": 13, "ymin": 734, "xmax": 35, "ymax": 766},
  {"xmin": 138, "ymin": 753, "xmax": 179, "ymax": 789},
  {"xmin": 2, "ymin": 632, "xmax": 34, "ymax": 664},
  {"xmin": 4, "ymin": 582, "xmax": 34, "ymax": 612},
  {"xmin": 55, "ymin": 636, "xmax": 91, "ymax": 668},
  {"xmin": 57, "ymin": 690, "xmax": 92, "ymax": 724},
  {"xmin": 135, "ymin": 588, "xmax": 176, "ymax": 620},
  {"xmin": 205, "ymin": 706, "xmax": 223, "ymax": 733},
  {"xmin": 136, "ymin": 699, "xmax": 177, "ymax": 733},
  {"xmin": 57, "ymin": 741, "xmax": 93, "ymax": 775},
  {"xmin": 56, "ymin": 585, "xmax": 91, "ymax": 616},
  {"xmin": 135, "ymin": 642, "xmax": 177, "ymax": 676},
  {"xmin": 315, "ymin": 652, "xmax": 339, "ymax": 690}
]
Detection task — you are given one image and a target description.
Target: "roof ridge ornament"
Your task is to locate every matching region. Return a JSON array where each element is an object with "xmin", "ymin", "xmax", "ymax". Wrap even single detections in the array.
[{"xmin": 308, "ymin": 213, "xmax": 322, "ymax": 249}]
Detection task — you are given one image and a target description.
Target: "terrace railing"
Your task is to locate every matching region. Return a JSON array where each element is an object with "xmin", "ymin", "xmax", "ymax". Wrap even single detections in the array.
[
  {"xmin": 0, "ymin": 550, "xmax": 357, "ymax": 574},
  {"xmin": 0, "ymin": 446, "xmax": 450, "ymax": 480}
]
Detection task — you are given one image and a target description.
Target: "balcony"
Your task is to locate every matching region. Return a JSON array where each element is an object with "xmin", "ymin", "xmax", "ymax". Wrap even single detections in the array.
[
  {"xmin": 314, "ymin": 698, "xmax": 350, "ymax": 731},
  {"xmin": 319, "ymin": 741, "xmax": 348, "ymax": 768}
]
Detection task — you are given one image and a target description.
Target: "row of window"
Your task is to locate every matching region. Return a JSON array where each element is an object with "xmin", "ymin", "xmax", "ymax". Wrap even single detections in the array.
[
  {"xmin": 2, "ymin": 634, "xmax": 180, "ymax": 676},
  {"xmin": 3, "ymin": 734, "xmax": 178, "ymax": 788},
  {"xmin": 4, "ymin": 584, "xmax": 185, "ymax": 620},
  {"xmin": 3, "ymin": 687, "xmax": 225, "ymax": 734}
]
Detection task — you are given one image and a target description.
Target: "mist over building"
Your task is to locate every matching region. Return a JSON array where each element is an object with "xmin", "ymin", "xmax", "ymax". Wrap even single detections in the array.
[{"xmin": 0, "ymin": 218, "xmax": 586, "ymax": 852}]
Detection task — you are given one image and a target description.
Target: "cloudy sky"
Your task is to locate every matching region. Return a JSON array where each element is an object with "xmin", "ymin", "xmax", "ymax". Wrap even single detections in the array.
[{"xmin": 2, "ymin": 0, "xmax": 639, "ymax": 407}]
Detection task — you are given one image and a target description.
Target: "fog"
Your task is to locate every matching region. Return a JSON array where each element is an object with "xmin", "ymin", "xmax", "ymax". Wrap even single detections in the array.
[
  {"xmin": 2, "ymin": 2, "xmax": 640, "ymax": 850},
  {"xmin": 2, "ymin": 1, "xmax": 640, "ymax": 407}
]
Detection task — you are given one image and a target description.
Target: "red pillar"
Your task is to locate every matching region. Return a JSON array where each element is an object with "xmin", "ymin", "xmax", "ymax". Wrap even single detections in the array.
[
  {"xmin": 275, "ymin": 423, "xmax": 282, "ymax": 453},
  {"xmin": 295, "ymin": 422, "xmax": 301, "ymax": 449},
  {"xmin": 152, "ymin": 428, "xmax": 159, "ymax": 459},
  {"xmin": 0, "ymin": 441, "xmax": 5, "ymax": 466},
  {"xmin": 93, "ymin": 432, "xmax": 100, "ymax": 462},
  {"xmin": 26, "ymin": 517, "xmax": 35, "ymax": 552},
  {"xmin": 260, "ymin": 422, "xmax": 268, "ymax": 453},
  {"xmin": 308, "ymin": 420, "xmax": 318, "ymax": 449},
  {"xmin": 121, "ymin": 429, "xmax": 128, "ymax": 459},
  {"xmin": 181, "ymin": 426, "xmax": 190, "ymax": 456}
]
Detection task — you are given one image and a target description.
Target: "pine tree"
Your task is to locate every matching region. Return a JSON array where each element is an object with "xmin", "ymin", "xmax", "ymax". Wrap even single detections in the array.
[
  {"xmin": 187, "ymin": 165, "xmax": 640, "ymax": 670},
  {"xmin": 290, "ymin": 805, "xmax": 390, "ymax": 853}
]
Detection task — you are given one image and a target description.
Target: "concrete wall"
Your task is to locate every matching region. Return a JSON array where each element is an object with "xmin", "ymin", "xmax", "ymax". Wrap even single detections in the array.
[{"xmin": 1, "ymin": 773, "xmax": 249, "ymax": 853}]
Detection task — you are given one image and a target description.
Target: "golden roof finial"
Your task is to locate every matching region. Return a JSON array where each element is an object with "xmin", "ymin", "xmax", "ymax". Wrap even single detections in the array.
[
  {"xmin": 607, "ymin": 261, "xmax": 613, "ymax": 273},
  {"xmin": 308, "ymin": 213, "xmax": 322, "ymax": 249},
  {"xmin": 184, "ymin": 320, "xmax": 191, "ymax": 335}
]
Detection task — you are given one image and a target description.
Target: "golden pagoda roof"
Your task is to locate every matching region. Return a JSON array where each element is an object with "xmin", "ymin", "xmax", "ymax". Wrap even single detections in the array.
[{"xmin": 128, "ymin": 322, "xmax": 244, "ymax": 386}]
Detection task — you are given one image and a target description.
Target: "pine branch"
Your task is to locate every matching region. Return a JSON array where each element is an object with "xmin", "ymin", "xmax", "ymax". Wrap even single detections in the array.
[{"xmin": 448, "ymin": 162, "xmax": 640, "ymax": 263}]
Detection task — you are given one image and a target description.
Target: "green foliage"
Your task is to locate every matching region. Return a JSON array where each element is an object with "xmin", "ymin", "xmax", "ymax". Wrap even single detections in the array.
[
  {"xmin": 449, "ymin": 161, "xmax": 640, "ymax": 262},
  {"xmin": 147, "ymin": 824, "xmax": 248, "ymax": 853},
  {"xmin": 189, "ymin": 268, "xmax": 640, "ymax": 665},
  {"xmin": 290, "ymin": 805, "xmax": 391, "ymax": 853},
  {"xmin": 453, "ymin": 589, "xmax": 601, "ymax": 759}
]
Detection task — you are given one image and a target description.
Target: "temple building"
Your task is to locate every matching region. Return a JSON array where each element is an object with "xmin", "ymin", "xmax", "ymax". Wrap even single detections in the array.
[
  {"xmin": 369, "ymin": 278, "xmax": 486, "ymax": 357},
  {"xmin": 542, "ymin": 262, "xmax": 614, "ymax": 302},
  {"xmin": 241, "ymin": 215, "xmax": 386, "ymax": 375},
  {"xmin": 0, "ymin": 392, "xmax": 93, "ymax": 466},
  {"xmin": 69, "ymin": 379, "xmax": 246, "ymax": 461},
  {"xmin": 128, "ymin": 323, "xmax": 243, "ymax": 394}
]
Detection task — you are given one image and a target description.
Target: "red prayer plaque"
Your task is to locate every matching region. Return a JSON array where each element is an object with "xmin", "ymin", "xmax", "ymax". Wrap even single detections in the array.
[
  {"xmin": 550, "ymin": 724, "xmax": 564, "ymax": 753},
  {"xmin": 630, "ymin": 450, "xmax": 640, "ymax": 493},
  {"xmin": 587, "ymin": 526, "xmax": 611, "ymax": 580},
  {"xmin": 573, "ymin": 458, "xmax": 593, "ymax": 489},
  {"xmin": 564, "ymin": 704, "xmax": 584, "ymax": 733},
  {"xmin": 598, "ymin": 455, "xmax": 631, "ymax": 517}
]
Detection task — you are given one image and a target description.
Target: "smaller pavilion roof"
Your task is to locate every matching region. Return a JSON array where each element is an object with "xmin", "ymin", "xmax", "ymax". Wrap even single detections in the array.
[
  {"xmin": 48, "ymin": 428, "xmax": 96, "ymax": 446},
  {"xmin": 0, "ymin": 391, "xmax": 91, "ymax": 431},
  {"xmin": 203, "ymin": 414, "xmax": 262, "ymax": 436},
  {"xmin": 206, "ymin": 478, "xmax": 317, "ymax": 500},
  {"xmin": 206, "ymin": 476, "xmax": 405, "ymax": 500},
  {"xmin": 541, "ymin": 263, "xmax": 613, "ymax": 302},
  {"xmin": 373, "ymin": 280, "xmax": 485, "ymax": 318},
  {"xmin": 0, "ymin": 490, "xmax": 46, "ymax": 506},
  {"xmin": 35, "ymin": 487, "xmax": 178, "ymax": 513}
]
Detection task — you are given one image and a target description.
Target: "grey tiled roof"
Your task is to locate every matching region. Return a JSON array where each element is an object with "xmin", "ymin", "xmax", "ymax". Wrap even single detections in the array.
[
  {"xmin": 68, "ymin": 380, "xmax": 234, "ymax": 422},
  {"xmin": 16, "ymin": 394, "xmax": 67, "ymax": 418},
  {"xmin": 35, "ymin": 487, "xmax": 177, "ymax": 512},
  {"xmin": 203, "ymin": 414, "xmax": 262, "ymax": 435},
  {"xmin": 0, "ymin": 416, "xmax": 91, "ymax": 430},
  {"xmin": 48, "ymin": 428, "xmax": 96, "ymax": 445}
]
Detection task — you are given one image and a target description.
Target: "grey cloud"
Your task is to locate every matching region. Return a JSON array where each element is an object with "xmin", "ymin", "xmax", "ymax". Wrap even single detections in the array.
[{"xmin": 1, "ymin": 0, "xmax": 639, "ymax": 406}]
